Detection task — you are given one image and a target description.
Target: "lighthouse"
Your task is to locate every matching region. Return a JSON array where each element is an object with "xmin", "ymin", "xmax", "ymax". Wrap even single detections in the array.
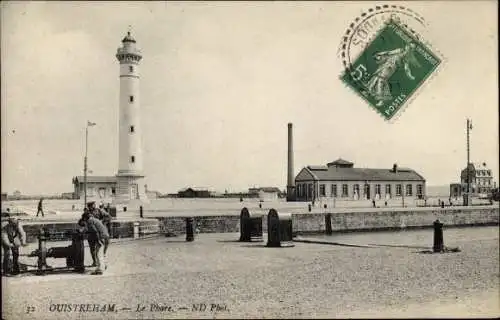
[{"xmin": 115, "ymin": 31, "xmax": 147, "ymax": 202}]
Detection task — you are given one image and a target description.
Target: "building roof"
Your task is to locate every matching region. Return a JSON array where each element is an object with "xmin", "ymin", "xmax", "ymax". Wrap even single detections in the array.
[
  {"xmin": 178, "ymin": 187, "xmax": 210, "ymax": 193},
  {"xmin": 122, "ymin": 31, "xmax": 136, "ymax": 43},
  {"xmin": 73, "ymin": 176, "xmax": 117, "ymax": 184},
  {"xmin": 297, "ymin": 165, "xmax": 425, "ymax": 182},
  {"xmin": 327, "ymin": 158, "xmax": 354, "ymax": 167},
  {"xmin": 249, "ymin": 187, "xmax": 282, "ymax": 193}
]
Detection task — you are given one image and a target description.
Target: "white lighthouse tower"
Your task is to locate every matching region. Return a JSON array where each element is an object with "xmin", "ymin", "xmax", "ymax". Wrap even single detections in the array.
[{"xmin": 115, "ymin": 31, "xmax": 147, "ymax": 202}]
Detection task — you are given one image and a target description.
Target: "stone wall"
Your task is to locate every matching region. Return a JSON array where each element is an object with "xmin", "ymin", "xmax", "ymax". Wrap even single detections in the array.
[
  {"xmin": 19, "ymin": 207, "xmax": 498, "ymax": 242},
  {"xmin": 156, "ymin": 207, "xmax": 498, "ymax": 235}
]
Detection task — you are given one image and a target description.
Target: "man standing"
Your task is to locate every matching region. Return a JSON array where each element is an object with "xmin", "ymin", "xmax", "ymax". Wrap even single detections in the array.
[
  {"xmin": 36, "ymin": 198, "xmax": 44, "ymax": 217},
  {"xmin": 1, "ymin": 213, "xmax": 27, "ymax": 275},
  {"xmin": 81, "ymin": 211, "xmax": 110, "ymax": 275}
]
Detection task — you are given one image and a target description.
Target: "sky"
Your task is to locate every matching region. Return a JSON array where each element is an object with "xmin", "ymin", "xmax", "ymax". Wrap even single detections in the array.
[{"xmin": 1, "ymin": 1, "xmax": 498, "ymax": 195}]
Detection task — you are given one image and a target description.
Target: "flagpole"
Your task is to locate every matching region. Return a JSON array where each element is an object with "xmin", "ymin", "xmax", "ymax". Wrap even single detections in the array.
[
  {"xmin": 466, "ymin": 118, "xmax": 471, "ymax": 206},
  {"xmin": 83, "ymin": 121, "xmax": 95, "ymax": 208},
  {"xmin": 84, "ymin": 123, "xmax": 89, "ymax": 208}
]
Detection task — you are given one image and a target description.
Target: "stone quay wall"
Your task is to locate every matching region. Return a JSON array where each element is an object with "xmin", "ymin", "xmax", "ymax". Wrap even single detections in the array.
[
  {"xmin": 19, "ymin": 207, "xmax": 498, "ymax": 242},
  {"xmin": 156, "ymin": 206, "xmax": 499, "ymax": 235}
]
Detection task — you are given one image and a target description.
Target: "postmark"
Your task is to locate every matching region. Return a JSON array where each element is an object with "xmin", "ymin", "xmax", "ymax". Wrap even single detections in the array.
[{"xmin": 338, "ymin": 5, "xmax": 444, "ymax": 121}]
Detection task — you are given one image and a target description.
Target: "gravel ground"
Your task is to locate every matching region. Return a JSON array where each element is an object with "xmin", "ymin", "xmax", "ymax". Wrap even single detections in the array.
[{"xmin": 2, "ymin": 227, "xmax": 499, "ymax": 319}]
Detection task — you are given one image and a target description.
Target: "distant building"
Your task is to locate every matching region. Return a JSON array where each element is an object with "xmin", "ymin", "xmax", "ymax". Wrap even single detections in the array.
[
  {"xmin": 294, "ymin": 159, "xmax": 426, "ymax": 202},
  {"xmin": 178, "ymin": 187, "xmax": 213, "ymax": 198},
  {"xmin": 61, "ymin": 192, "xmax": 75, "ymax": 200},
  {"xmin": 72, "ymin": 176, "xmax": 117, "ymax": 200},
  {"xmin": 449, "ymin": 162, "xmax": 495, "ymax": 198},
  {"xmin": 249, "ymin": 187, "xmax": 282, "ymax": 201}
]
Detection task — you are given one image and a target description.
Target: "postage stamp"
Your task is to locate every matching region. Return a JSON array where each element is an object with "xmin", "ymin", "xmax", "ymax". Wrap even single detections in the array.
[{"xmin": 339, "ymin": 5, "xmax": 443, "ymax": 121}]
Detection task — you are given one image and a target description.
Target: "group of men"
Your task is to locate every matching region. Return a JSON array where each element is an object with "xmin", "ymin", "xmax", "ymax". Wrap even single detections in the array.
[
  {"xmin": 1, "ymin": 201, "xmax": 112, "ymax": 276},
  {"xmin": 79, "ymin": 201, "xmax": 112, "ymax": 275}
]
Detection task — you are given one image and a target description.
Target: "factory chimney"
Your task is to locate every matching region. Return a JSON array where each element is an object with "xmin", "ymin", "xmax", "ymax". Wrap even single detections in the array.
[{"xmin": 286, "ymin": 123, "xmax": 295, "ymax": 201}]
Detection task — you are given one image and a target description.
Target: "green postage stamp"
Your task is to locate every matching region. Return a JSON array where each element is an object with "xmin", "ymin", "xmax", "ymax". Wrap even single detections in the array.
[{"xmin": 340, "ymin": 13, "xmax": 442, "ymax": 121}]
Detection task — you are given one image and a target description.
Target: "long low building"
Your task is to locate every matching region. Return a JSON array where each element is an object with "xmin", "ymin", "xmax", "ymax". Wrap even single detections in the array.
[{"xmin": 294, "ymin": 159, "xmax": 426, "ymax": 202}]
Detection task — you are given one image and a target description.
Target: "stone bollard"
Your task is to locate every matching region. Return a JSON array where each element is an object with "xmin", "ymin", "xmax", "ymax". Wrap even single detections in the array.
[
  {"xmin": 71, "ymin": 231, "xmax": 85, "ymax": 273},
  {"xmin": 239, "ymin": 207, "xmax": 263, "ymax": 242},
  {"xmin": 186, "ymin": 217, "xmax": 195, "ymax": 242},
  {"xmin": 36, "ymin": 229, "xmax": 48, "ymax": 276},
  {"xmin": 433, "ymin": 219, "xmax": 444, "ymax": 253},
  {"xmin": 266, "ymin": 209, "xmax": 294, "ymax": 247},
  {"xmin": 133, "ymin": 222, "xmax": 140, "ymax": 239},
  {"xmin": 239, "ymin": 207, "xmax": 251, "ymax": 242},
  {"xmin": 325, "ymin": 213, "xmax": 333, "ymax": 235},
  {"xmin": 140, "ymin": 206, "xmax": 143, "ymax": 218}
]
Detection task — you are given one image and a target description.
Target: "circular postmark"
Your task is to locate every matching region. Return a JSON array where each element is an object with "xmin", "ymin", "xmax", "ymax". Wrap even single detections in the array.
[{"xmin": 338, "ymin": 5, "xmax": 443, "ymax": 121}]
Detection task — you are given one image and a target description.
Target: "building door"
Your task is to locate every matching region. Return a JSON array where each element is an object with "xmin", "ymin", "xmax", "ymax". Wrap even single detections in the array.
[
  {"xmin": 364, "ymin": 184, "xmax": 370, "ymax": 200},
  {"xmin": 130, "ymin": 184, "xmax": 138, "ymax": 199}
]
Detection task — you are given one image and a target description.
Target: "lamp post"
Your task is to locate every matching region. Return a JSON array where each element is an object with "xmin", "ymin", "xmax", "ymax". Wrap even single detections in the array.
[
  {"xmin": 465, "ymin": 119, "xmax": 472, "ymax": 206},
  {"xmin": 83, "ymin": 121, "xmax": 96, "ymax": 208}
]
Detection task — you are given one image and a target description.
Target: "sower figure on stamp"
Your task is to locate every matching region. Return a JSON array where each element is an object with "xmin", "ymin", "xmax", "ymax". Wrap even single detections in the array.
[
  {"xmin": 365, "ymin": 42, "xmax": 421, "ymax": 106},
  {"xmin": 80, "ymin": 211, "xmax": 110, "ymax": 275},
  {"xmin": 1, "ymin": 213, "xmax": 27, "ymax": 276},
  {"xmin": 36, "ymin": 197, "xmax": 44, "ymax": 217}
]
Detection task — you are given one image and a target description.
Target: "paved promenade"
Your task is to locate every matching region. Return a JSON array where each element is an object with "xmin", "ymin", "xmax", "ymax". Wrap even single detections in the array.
[{"xmin": 2, "ymin": 227, "xmax": 499, "ymax": 319}]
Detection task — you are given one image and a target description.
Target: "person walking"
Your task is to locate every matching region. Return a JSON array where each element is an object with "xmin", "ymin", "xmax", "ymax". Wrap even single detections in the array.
[
  {"xmin": 1, "ymin": 213, "xmax": 27, "ymax": 275},
  {"xmin": 80, "ymin": 211, "xmax": 110, "ymax": 275},
  {"xmin": 36, "ymin": 198, "xmax": 44, "ymax": 217}
]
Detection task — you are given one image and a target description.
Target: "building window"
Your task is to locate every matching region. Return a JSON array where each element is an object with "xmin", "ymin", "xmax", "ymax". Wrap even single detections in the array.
[
  {"xmin": 129, "ymin": 65, "xmax": 134, "ymax": 72},
  {"xmin": 396, "ymin": 184, "xmax": 402, "ymax": 196},
  {"xmin": 406, "ymin": 184, "xmax": 413, "ymax": 196},
  {"xmin": 375, "ymin": 184, "xmax": 381, "ymax": 196},
  {"xmin": 319, "ymin": 184, "xmax": 325, "ymax": 196},
  {"xmin": 130, "ymin": 125, "xmax": 135, "ymax": 133},
  {"xmin": 342, "ymin": 184, "xmax": 348, "ymax": 197},
  {"xmin": 363, "ymin": 184, "xmax": 370, "ymax": 196},
  {"xmin": 385, "ymin": 184, "xmax": 392, "ymax": 197},
  {"xmin": 353, "ymin": 184, "xmax": 360, "ymax": 196},
  {"xmin": 416, "ymin": 184, "xmax": 423, "ymax": 196},
  {"xmin": 131, "ymin": 156, "xmax": 135, "ymax": 163},
  {"xmin": 129, "ymin": 95, "xmax": 134, "ymax": 103},
  {"xmin": 331, "ymin": 184, "xmax": 337, "ymax": 198},
  {"xmin": 487, "ymin": 170, "xmax": 491, "ymax": 176},
  {"xmin": 111, "ymin": 188, "xmax": 116, "ymax": 195}
]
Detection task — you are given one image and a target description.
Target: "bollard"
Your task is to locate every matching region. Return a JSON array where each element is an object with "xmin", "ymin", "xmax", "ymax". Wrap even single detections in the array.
[
  {"xmin": 140, "ymin": 206, "xmax": 143, "ymax": 218},
  {"xmin": 71, "ymin": 231, "xmax": 85, "ymax": 273},
  {"xmin": 433, "ymin": 219, "xmax": 444, "ymax": 253},
  {"xmin": 133, "ymin": 222, "xmax": 140, "ymax": 239},
  {"xmin": 36, "ymin": 229, "xmax": 48, "ymax": 276},
  {"xmin": 239, "ymin": 207, "xmax": 263, "ymax": 242},
  {"xmin": 239, "ymin": 208, "xmax": 251, "ymax": 242},
  {"xmin": 267, "ymin": 209, "xmax": 281, "ymax": 247},
  {"xmin": 266, "ymin": 209, "xmax": 294, "ymax": 247},
  {"xmin": 325, "ymin": 213, "xmax": 333, "ymax": 235},
  {"xmin": 186, "ymin": 218, "xmax": 195, "ymax": 242}
]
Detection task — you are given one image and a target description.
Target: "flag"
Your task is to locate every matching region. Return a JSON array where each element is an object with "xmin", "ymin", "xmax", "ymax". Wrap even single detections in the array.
[{"xmin": 87, "ymin": 121, "xmax": 96, "ymax": 127}]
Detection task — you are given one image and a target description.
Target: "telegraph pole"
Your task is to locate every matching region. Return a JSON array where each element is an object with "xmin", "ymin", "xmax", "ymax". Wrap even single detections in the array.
[{"xmin": 465, "ymin": 118, "xmax": 472, "ymax": 206}]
